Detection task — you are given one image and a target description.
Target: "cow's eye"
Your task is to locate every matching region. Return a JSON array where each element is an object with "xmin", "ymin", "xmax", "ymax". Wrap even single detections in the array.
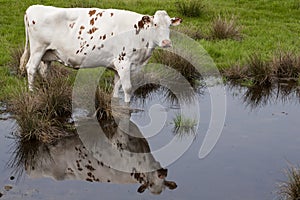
[{"xmin": 149, "ymin": 183, "xmax": 154, "ymax": 187}]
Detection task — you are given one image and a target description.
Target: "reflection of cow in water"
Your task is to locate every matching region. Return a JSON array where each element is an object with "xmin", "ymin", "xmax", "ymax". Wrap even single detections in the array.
[{"xmin": 25, "ymin": 105, "xmax": 177, "ymax": 194}]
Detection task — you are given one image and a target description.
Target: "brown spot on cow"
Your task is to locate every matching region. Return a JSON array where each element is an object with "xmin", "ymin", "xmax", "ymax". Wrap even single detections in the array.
[
  {"xmin": 111, "ymin": 32, "xmax": 114, "ymax": 36},
  {"xmin": 80, "ymin": 26, "xmax": 85, "ymax": 30},
  {"xmin": 86, "ymin": 178, "xmax": 93, "ymax": 182},
  {"xmin": 133, "ymin": 48, "xmax": 136, "ymax": 52},
  {"xmin": 146, "ymin": 42, "xmax": 149, "ymax": 48},
  {"xmin": 32, "ymin": 20, "xmax": 36, "ymax": 25},
  {"xmin": 103, "ymin": 34, "xmax": 106, "ymax": 40},
  {"xmin": 90, "ymin": 18, "xmax": 95, "ymax": 25},
  {"xmin": 99, "ymin": 36, "xmax": 102, "ymax": 40},
  {"xmin": 110, "ymin": 13, "xmax": 114, "ymax": 17},
  {"xmin": 88, "ymin": 27, "xmax": 98, "ymax": 34},
  {"xmin": 89, "ymin": 10, "xmax": 96, "ymax": 17},
  {"xmin": 135, "ymin": 16, "xmax": 151, "ymax": 34},
  {"xmin": 171, "ymin": 17, "xmax": 183, "ymax": 25},
  {"xmin": 79, "ymin": 30, "xmax": 82, "ymax": 35},
  {"xmin": 96, "ymin": 12, "xmax": 103, "ymax": 17},
  {"xmin": 92, "ymin": 45, "xmax": 96, "ymax": 50},
  {"xmin": 76, "ymin": 50, "xmax": 80, "ymax": 54},
  {"xmin": 90, "ymin": 36, "xmax": 94, "ymax": 40},
  {"xmin": 69, "ymin": 22, "xmax": 75, "ymax": 28},
  {"xmin": 141, "ymin": 38, "xmax": 145, "ymax": 42},
  {"xmin": 85, "ymin": 164, "xmax": 96, "ymax": 171}
]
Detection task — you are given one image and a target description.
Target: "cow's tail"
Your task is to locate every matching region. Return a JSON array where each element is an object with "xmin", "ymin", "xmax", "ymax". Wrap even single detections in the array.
[{"xmin": 19, "ymin": 13, "xmax": 29, "ymax": 75}]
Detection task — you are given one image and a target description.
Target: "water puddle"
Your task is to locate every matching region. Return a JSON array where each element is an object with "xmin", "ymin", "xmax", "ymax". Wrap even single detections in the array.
[{"xmin": 0, "ymin": 84, "xmax": 299, "ymax": 200}]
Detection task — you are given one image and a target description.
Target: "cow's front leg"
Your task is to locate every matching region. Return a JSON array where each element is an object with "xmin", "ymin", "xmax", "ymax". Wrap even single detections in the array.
[
  {"xmin": 117, "ymin": 65, "xmax": 132, "ymax": 103},
  {"xmin": 113, "ymin": 73, "xmax": 121, "ymax": 98}
]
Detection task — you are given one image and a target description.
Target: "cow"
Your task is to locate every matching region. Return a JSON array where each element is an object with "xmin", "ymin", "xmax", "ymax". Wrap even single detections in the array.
[
  {"xmin": 24, "ymin": 104, "xmax": 177, "ymax": 194},
  {"xmin": 19, "ymin": 5, "xmax": 182, "ymax": 102}
]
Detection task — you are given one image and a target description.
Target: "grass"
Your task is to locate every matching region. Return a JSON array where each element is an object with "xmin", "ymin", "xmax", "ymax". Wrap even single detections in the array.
[
  {"xmin": 8, "ymin": 66, "xmax": 75, "ymax": 143},
  {"xmin": 223, "ymin": 52, "xmax": 300, "ymax": 86},
  {"xmin": 0, "ymin": 0, "xmax": 300, "ymax": 101},
  {"xmin": 210, "ymin": 15, "xmax": 241, "ymax": 40},
  {"xmin": 176, "ymin": 0, "xmax": 205, "ymax": 17},
  {"xmin": 278, "ymin": 165, "xmax": 300, "ymax": 200},
  {"xmin": 172, "ymin": 114, "xmax": 197, "ymax": 137}
]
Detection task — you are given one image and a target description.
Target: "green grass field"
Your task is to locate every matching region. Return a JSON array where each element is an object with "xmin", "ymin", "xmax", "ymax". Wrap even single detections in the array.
[{"xmin": 0, "ymin": 0, "xmax": 300, "ymax": 100}]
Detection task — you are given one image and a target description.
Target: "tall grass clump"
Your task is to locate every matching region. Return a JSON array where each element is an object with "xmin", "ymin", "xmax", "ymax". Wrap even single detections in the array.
[
  {"xmin": 245, "ymin": 54, "xmax": 272, "ymax": 85},
  {"xmin": 176, "ymin": 0, "xmax": 205, "ymax": 17},
  {"xmin": 8, "ymin": 47, "xmax": 25, "ymax": 77},
  {"xmin": 173, "ymin": 26, "xmax": 204, "ymax": 40},
  {"xmin": 277, "ymin": 165, "xmax": 300, "ymax": 200},
  {"xmin": 152, "ymin": 50, "xmax": 201, "ymax": 85},
  {"xmin": 210, "ymin": 15, "xmax": 241, "ymax": 40},
  {"xmin": 271, "ymin": 52, "xmax": 300, "ymax": 80},
  {"xmin": 9, "ymin": 67, "xmax": 74, "ymax": 143},
  {"xmin": 223, "ymin": 52, "xmax": 300, "ymax": 86},
  {"xmin": 172, "ymin": 114, "xmax": 196, "ymax": 137}
]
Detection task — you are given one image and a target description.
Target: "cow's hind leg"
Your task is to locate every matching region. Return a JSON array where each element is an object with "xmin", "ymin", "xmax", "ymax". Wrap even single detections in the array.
[
  {"xmin": 26, "ymin": 51, "xmax": 45, "ymax": 91},
  {"xmin": 38, "ymin": 61, "xmax": 51, "ymax": 79},
  {"xmin": 118, "ymin": 66, "xmax": 132, "ymax": 103}
]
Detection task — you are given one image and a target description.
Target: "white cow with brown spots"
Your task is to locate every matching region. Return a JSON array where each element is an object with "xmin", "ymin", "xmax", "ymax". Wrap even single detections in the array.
[{"xmin": 19, "ymin": 5, "xmax": 182, "ymax": 102}]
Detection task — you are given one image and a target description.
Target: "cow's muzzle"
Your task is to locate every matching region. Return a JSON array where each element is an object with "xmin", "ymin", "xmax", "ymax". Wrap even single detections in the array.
[{"xmin": 161, "ymin": 39, "xmax": 172, "ymax": 48}]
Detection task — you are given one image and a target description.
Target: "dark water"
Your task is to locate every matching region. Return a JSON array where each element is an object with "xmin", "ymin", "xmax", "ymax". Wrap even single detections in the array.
[{"xmin": 0, "ymin": 85, "xmax": 299, "ymax": 200}]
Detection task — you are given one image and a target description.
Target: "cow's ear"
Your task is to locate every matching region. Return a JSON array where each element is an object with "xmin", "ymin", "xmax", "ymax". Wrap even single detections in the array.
[
  {"xmin": 164, "ymin": 181, "xmax": 177, "ymax": 190},
  {"xmin": 137, "ymin": 184, "xmax": 147, "ymax": 193},
  {"xmin": 171, "ymin": 17, "xmax": 182, "ymax": 26}
]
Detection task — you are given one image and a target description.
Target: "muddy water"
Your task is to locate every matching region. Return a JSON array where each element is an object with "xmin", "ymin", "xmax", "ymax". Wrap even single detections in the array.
[{"xmin": 0, "ymin": 85, "xmax": 299, "ymax": 200}]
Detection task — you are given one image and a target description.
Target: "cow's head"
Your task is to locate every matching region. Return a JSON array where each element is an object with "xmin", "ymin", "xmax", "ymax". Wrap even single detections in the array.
[
  {"xmin": 137, "ymin": 168, "xmax": 177, "ymax": 194},
  {"xmin": 137, "ymin": 11, "xmax": 182, "ymax": 48},
  {"xmin": 152, "ymin": 10, "xmax": 182, "ymax": 48}
]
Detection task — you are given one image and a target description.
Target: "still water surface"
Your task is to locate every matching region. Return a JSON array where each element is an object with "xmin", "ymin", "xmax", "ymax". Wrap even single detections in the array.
[{"xmin": 0, "ymin": 85, "xmax": 299, "ymax": 200}]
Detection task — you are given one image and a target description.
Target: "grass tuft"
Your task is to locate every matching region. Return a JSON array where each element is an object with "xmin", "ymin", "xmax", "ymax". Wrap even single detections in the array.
[
  {"xmin": 152, "ymin": 50, "xmax": 201, "ymax": 84},
  {"xmin": 278, "ymin": 164, "xmax": 300, "ymax": 200},
  {"xmin": 210, "ymin": 15, "xmax": 241, "ymax": 40},
  {"xmin": 8, "ymin": 47, "xmax": 25, "ymax": 77},
  {"xmin": 172, "ymin": 114, "xmax": 196, "ymax": 137},
  {"xmin": 245, "ymin": 53, "xmax": 272, "ymax": 85},
  {"xmin": 174, "ymin": 26, "xmax": 204, "ymax": 40},
  {"xmin": 8, "ymin": 67, "xmax": 74, "ymax": 143},
  {"xmin": 271, "ymin": 51, "xmax": 300, "ymax": 80},
  {"xmin": 176, "ymin": 0, "xmax": 205, "ymax": 17},
  {"xmin": 223, "ymin": 52, "xmax": 300, "ymax": 86}
]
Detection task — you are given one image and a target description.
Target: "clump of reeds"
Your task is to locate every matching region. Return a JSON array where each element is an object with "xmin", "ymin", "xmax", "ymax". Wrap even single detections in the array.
[
  {"xmin": 8, "ymin": 47, "xmax": 26, "ymax": 77},
  {"xmin": 277, "ymin": 165, "xmax": 300, "ymax": 200},
  {"xmin": 210, "ymin": 15, "xmax": 242, "ymax": 40},
  {"xmin": 152, "ymin": 49, "xmax": 201, "ymax": 84},
  {"xmin": 223, "ymin": 52, "xmax": 300, "ymax": 86},
  {"xmin": 174, "ymin": 26, "xmax": 204, "ymax": 40},
  {"xmin": 176, "ymin": 0, "xmax": 205, "ymax": 17},
  {"xmin": 172, "ymin": 114, "xmax": 196, "ymax": 137},
  {"xmin": 9, "ymin": 67, "xmax": 74, "ymax": 143},
  {"xmin": 271, "ymin": 51, "xmax": 300, "ymax": 80},
  {"xmin": 245, "ymin": 54, "xmax": 273, "ymax": 85}
]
